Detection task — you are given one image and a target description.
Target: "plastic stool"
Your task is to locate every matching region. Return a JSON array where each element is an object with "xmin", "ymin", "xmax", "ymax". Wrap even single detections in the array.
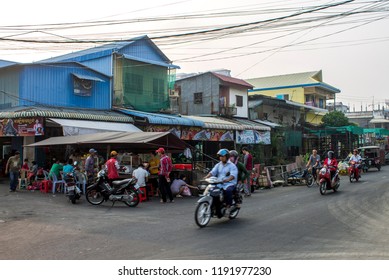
[
  {"xmin": 139, "ymin": 186, "xmax": 147, "ymax": 202},
  {"xmin": 40, "ymin": 180, "xmax": 53, "ymax": 193}
]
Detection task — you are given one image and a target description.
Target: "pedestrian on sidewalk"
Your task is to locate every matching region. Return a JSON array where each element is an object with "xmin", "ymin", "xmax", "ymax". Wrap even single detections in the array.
[
  {"xmin": 5, "ymin": 151, "xmax": 21, "ymax": 192},
  {"xmin": 156, "ymin": 147, "xmax": 174, "ymax": 203}
]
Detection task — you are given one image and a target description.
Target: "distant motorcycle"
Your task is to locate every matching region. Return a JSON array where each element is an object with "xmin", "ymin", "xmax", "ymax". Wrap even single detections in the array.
[
  {"xmin": 319, "ymin": 165, "xmax": 340, "ymax": 195},
  {"xmin": 86, "ymin": 170, "xmax": 141, "ymax": 207},
  {"xmin": 194, "ymin": 177, "xmax": 242, "ymax": 228},
  {"xmin": 64, "ymin": 172, "xmax": 81, "ymax": 204},
  {"xmin": 348, "ymin": 161, "xmax": 360, "ymax": 182}
]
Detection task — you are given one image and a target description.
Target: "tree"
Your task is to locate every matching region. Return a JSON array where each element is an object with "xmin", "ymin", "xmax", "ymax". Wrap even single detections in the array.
[{"xmin": 321, "ymin": 111, "xmax": 350, "ymax": 127}]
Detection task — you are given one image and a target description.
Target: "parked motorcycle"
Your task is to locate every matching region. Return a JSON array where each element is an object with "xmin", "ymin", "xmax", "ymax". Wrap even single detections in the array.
[
  {"xmin": 287, "ymin": 168, "xmax": 314, "ymax": 187},
  {"xmin": 194, "ymin": 177, "xmax": 243, "ymax": 228},
  {"xmin": 64, "ymin": 172, "xmax": 81, "ymax": 204},
  {"xmin": 348, "ymin": 160, "xmax": 360, "ymax": 183},
  {"xmin": 85, "ymin": 170, "xmax": 141, "ymax": 207},
  {"xmin": 319, "ymin": 165, "xmax": 340, "ymax": 195}
]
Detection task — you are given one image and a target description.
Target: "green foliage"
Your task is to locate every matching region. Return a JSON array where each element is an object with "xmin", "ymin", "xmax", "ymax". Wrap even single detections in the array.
[{"xmin": 322, "ymin": 111, "xmax": 350, "ymax": 127}]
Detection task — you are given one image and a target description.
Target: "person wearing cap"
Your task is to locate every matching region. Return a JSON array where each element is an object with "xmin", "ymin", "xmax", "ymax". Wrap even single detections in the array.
[
  {"xmin": 105, "ymin": 151, "xmax": 120, "ymax": 183},
  {"xmin": 5, "ymin": 151, "xmax": 21, "ymax": 192},
  {"xmin": 156, "ymin": 147, "xmax": 174, "ymax": 203},
  {"xmin": 85, "ymin": 148, "xmax": 97, "ymax": 181}
]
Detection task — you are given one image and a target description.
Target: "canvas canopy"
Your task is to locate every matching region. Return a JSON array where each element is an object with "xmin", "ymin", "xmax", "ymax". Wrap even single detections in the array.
[{"xmin": 25, "ymin": 131, "xmax": 189, "ymax": 153}]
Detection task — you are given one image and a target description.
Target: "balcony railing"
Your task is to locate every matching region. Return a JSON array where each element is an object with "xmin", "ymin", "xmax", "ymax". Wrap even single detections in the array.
[{"xmin": 219, "ymin": 106, "xmax": 237, "ymax": 116}]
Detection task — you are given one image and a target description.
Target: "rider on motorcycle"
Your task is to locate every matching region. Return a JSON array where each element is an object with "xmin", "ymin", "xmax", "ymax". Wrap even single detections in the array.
[
  {"xmin": 324, "ymin": 151, "xmax": 338, "ymax": 181},
  {"xmin": 204, "ymin": 149, "xmax": 238, "ymax": 215},
  {"xmin": 349, "ymin": 149, "xmax": 362, "ymax": 177},
  {"xmin": 105, "ymin": 151, "xmax": 120, "ymax": 184}
]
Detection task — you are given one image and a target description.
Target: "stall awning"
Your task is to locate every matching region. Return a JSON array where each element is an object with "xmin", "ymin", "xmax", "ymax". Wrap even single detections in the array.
[
  {"xmin": 48, "ymin": 118, "xmax": 142, "ymax": 136},
  {"xmin": 116, "ymin": 109, "xmax": 204, "ymax": 127},
  {"xmin": 25, "ymin": 131, "xmax": 188, "ymax": 152}
]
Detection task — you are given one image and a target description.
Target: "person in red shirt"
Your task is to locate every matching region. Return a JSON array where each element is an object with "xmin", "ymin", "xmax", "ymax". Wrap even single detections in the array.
[
  {"xmin": 156, "ymin": 147, "xmax": 174, "ymax": 203},
  {"xmin": 323, "ymin": 151, "xmax": 338, "ymax": 181},
  {"xmin": 105, "ymin": 151, "xmax": 120, "ymax": 184}
]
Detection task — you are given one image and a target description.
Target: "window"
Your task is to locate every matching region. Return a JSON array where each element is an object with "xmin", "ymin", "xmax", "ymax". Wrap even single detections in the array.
[
  {"xmin": 125, "ymin": 73, "xmax": 143, "ymax": 94},
  {"xmin": 236, "ymin": 95, "xmax": 243, "ymax": 107},
  {"xmin": 194, "ymin": 92, "xmax": 203, "ymax": 104},
  {"xmin": 319, "ymin": 98, "xmax": 324, "ymax": 108},
  {"xmin": 153, "ymin": 78, "xmax": 165, "ymax": 102}
]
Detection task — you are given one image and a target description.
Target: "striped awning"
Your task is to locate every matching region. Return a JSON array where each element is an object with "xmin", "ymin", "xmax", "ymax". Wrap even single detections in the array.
[{"xmin": 0, "ymin": 106, "xmax": 134, "ymax": 123}]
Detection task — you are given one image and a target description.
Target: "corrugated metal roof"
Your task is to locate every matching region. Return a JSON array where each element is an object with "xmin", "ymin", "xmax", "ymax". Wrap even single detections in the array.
[
  {"xmin": 252, "ymin": 119, "xmax": 282, "ymax": 128},
  {"xmin": 183, "ymin": 115, "xmax": 269, "ymax": 131},
  {"xmin": 246, "ymin": 70, "xmax": 340, "ymax": 93},
  {"xmin": 72, "ymin": 73, "xmax": 105, "ymax": 82},
  {"xmin": 0, "ymin": 59, "xmax": 17, "ymax": 68},
  {"xmin": 212, "ymin": 72, "xmax": 253, "ymax": 88},
  {"xmin": 0, "ymin": 106, "xmax": 133, "ymax": 123},
  {"xmin": 230, "ymin": 118, "xmax": 270, "ymax": 131},
  {"xmin": 117, "ymin": 109, "xmax": 204, "ymax": 127},
  {"xmin": 122, "ymin": 54, "xmax": 180, "ymax": 69}
]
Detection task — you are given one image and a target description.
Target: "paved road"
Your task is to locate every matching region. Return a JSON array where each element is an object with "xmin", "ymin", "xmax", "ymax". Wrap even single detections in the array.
[{"xmin": 0, "ymin": 166, "xmax": 388, "ymax": 260}]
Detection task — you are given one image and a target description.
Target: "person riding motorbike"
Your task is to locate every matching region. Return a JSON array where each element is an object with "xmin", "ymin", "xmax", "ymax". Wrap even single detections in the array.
[
  {"xmin": 324, "ymin": 151, "xmax": 338, "ymax": 181},
  {"xmin": 204, "ymin": 149, "xmax": 238, "ymax": 215},
  {"xmin": 349, "ymin": 149, "xmax": 362, "ymax": 178}
]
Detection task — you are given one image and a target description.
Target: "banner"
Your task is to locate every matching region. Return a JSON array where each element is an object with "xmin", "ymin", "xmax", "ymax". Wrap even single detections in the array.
[
  {"xmin": 145, "ymin": 125, "xmax": 181, "ymax": 138},
  {"xmin": 236, "ymin": 130, "xmax": 271, "ymax": 144},
  {"xmin": 0, "ymin": 117, "xmax": 44, "ymax": 136},
  {"xmin": 182, "ymin": 127, "xmax": 234, "ymax": 141}
]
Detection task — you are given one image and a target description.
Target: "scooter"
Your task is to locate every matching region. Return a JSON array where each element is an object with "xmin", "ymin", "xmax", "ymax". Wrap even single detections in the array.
[
  {"xmin": 319, "ymin": 165, "xmax": 340, "ymax": 195},
  {"xmin": 85, "ymin": 169, "xmax": 141, "ymax": 207},
  {"xmin": 194, "ymin": 177, "xmax": 243, "ymax": 228},
  {"xmin": 64, "ymin": 172, "xmax": 81, "ymax": 204},
  {"xmin": 348, "ymin": 161, "xmax": 360, "ymax": 182}
]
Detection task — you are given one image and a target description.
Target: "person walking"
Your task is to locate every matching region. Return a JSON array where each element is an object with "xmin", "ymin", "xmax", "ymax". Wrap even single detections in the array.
[
  {"xmin": 156, "ymin": 147, "xmax": 174, "ymax": 203},
  {"xmin": 5, "ymin": 151, "xmax": 21, "ymax": 192},
  {"xmin": 85, "ymin": 148, "xmax": 97, "ymax": 182},
  {"xmin": 241, "ymin": 147, "xmax": 253, "ymax": 196}
]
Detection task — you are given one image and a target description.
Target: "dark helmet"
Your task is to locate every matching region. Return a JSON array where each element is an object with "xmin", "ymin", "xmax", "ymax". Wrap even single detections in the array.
[
  {"xmin": 327, "ymin": 151, "xmax": 334, "ymax": 158},
  {"xmin": 229, "ymin": 150, "xmax": 239, "ymax": 157},
  {"xmin": 217, "ymin": 149, "xmax": 229, "ymax": 158}
]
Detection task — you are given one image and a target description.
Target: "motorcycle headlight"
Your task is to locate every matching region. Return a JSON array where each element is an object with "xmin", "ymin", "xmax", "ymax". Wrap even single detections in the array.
[{"xmin": 320, "ymin": 168, "xmax": 326, "ymax": 175}]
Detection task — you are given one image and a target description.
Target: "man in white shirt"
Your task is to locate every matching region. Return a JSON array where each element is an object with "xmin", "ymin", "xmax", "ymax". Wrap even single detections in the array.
[{"xmin": 132, "ymin": 164, "xmax": 149, "ymax": 200}]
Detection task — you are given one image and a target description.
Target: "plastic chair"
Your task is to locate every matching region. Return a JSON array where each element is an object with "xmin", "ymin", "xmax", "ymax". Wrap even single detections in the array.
[
  {"xmin": 18, "ymin": 170, "xmax": 28, "ymax": 189},
  {"xmin": 50, "ymin": 172, "xmax": 66, "ymax": 194}
]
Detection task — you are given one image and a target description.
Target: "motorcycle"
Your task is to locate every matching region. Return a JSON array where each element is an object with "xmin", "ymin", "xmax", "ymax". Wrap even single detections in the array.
[
  {"xmin": 194, "ymin": 177, "xmax": 243, "ymax": 228},
  {"xmin": 64, "ymin": 172, "xmax": 81, "ymax": 204},
  {"xmin": 286, "ymin": 168, "xmax": 314, "ymax": 187},
  {"xmin": 348, "ymin": 160, "xmax": 360, "ymax": 182},
  {"xmin": 85, "ymin": 170, "xmax": 141, "ymax": 207},
  {"xmin": 319, "ymin": 165, "xmax": 340, "ymax": 195}
]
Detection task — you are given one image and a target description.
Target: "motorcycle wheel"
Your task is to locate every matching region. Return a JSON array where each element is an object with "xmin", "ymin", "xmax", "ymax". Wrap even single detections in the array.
[
  {"xmin": 86, "ymin": 189, "xmax": 104, "ymax": 205},
  {"xmin": 377, "ymin": 165, "xmax": 381, "ymax": 171},
  {"xmin": 195, "ymin": 201, "xmax": 211, "ymax": 228},
  {"xmin": 306, "ymin": 174, "xmax": 314, "ymax": 187},
  {"xmin": 319, "ymin": 182, "xmax": 327, "ymax": 195},
  {"xmin": 229, "ymin": 207, "xmax": 240, "ymax": 219},
  {"xmin": 349, "ymin": 173, "xmax": 353, "ymax": 183},
  {"xmin": 123, "ymin": 189, "xmax": 140, "ymax": 207}
]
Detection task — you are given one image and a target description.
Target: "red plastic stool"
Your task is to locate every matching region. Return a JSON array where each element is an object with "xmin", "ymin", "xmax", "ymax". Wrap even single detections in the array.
[
  {"xmin": 139, "ymin": 186, "xmax": 147, "ymax": 202},
  {"xmin": 40, "ymin": 180, "xmax": 53, "ymax": 193}
]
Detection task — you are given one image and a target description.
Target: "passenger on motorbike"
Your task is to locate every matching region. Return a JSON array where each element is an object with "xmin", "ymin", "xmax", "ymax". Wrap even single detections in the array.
[
  {"xmin": 229, "ymin": 150, "xmax": 250, "ymax": 199},
  {"xmin": 306, "ymin": 149, "xmax": 321, "ymax": 184},
  {"xmin": 204, "ymin": 149, "xmax": 238, "ymax": 215},
  {"xmin": 324, "ymin": 151, "xmax": 338, "ymax": 181},
  {"xmin": 105, "ymin": 151, "xmax": 120, "ymax": 184}
]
